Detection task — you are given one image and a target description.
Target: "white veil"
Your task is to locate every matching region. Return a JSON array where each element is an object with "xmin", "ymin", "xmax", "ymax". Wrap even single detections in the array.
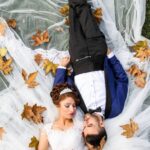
[{"xmin": 0, "ymin": 0, "xmax": 150, "ymax": 150}]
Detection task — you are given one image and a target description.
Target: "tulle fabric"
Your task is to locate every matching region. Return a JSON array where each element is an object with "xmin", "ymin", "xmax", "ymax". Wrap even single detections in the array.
[{"xmin": 0, "ymin": 0, "xmax": 150, "ymax": 150}]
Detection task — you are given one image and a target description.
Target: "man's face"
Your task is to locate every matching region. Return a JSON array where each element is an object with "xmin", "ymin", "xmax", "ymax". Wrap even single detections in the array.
[{"xmin": 83, "ymin": 113, "xmax": 104, "ymax": 137}]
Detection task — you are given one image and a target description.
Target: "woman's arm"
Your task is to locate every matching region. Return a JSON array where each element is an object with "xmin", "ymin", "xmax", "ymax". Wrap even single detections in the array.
[{"xmin": 38, "ymin": 129, "xmax": 49, "ymax": 150}]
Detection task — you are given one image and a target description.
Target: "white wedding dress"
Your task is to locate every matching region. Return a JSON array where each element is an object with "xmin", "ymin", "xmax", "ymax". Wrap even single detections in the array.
[
  {"xmin": 42, "ymin": 120, "xmax": 87, "ymax": 150},
  {"xmin": 0, "ymin": 0, "xmax": 150, "ymax": 150}
]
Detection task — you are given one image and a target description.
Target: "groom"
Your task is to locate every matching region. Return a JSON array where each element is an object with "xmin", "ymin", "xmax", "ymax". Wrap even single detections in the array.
[{"xmin": 53, "ymin": 0, "xmax": 128, "ymax": 149}]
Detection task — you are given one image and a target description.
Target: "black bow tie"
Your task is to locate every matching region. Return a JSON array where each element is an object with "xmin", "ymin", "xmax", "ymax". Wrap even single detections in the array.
[{"xmin": 88, "ymin": 106, "xmax": 102, "ymax": 114}]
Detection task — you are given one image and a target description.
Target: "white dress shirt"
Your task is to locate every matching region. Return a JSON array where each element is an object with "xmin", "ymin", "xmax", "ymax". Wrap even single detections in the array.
[{"xmin": 74, "ymin": 52, "xmax": 114, "ymax": 117}]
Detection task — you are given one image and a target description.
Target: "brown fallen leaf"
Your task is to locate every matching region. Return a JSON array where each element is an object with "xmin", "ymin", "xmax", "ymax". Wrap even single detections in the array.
[
  {"xmin": 42, "ymin": 59, "xmax": 58, "ymax": 75},
  {"xmin": 0, "ymin": 23, "xmax": 6, "ymax": 36},
  {"xmin": 21, "ymin": 69, "xmax": 39, "ymax": 88},
  {"xmin": 127, "ymin": 65, "xmax": 147, "ymax": 88},
  {"xmin": 34, "ymin": 54, "xmax": 43, "ymax": 65},
  {"xmin": 59, "ymin": 4, "xmax": 69, "ymax": 16},
  {"xmin": 21, "ymin": 103, "xmax": 46, "ymax": 124},
  {"xmin": 0, "ymin": 56, "xmax": 13, "ymax": 75},
  {"xmin": 7, "ymin": 19, "xmax": 17, "ymax": 29},
  {"xmin": 0, "ymin": 127, "xmax": 5, "ymax": 140},
  {"xmin": 127, "ymin": 65, "xmax": 141, "ymax": 77},
  {"xmin": 32, "ymin": 30, "xmax": 50, "ymax": 47},
  {"xmin": 93, "ymin": 8, "xmax": 103, "ymax": 23},
  {"xmin": 120, "ymin": 119, "xmax": 139, "ymax": 138},
  {"xmin": 135, "ymin": 72, "xmax": 147, "ymax": 88},
  {"xmin": 21, "ymin": 103, "xmax": 35, "ymax": 121},
  {"xmin": 32, "ymin": 104, "xmax": 47, "ymax": 124},
  {"xmin": 29, "ymin": 136, "xmax": 39, "ymax": 150}
]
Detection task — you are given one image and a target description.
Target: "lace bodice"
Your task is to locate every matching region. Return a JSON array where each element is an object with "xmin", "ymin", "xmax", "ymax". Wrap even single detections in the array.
[{"xmin": 43, "ymin": 122, "xmax": 87, "ymax": 150}]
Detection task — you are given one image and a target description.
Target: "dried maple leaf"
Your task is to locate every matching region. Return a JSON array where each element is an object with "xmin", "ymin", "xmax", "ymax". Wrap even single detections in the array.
[
  {"xmin": 7, "ymin": 19, "xmax": 17, "ymax": 29},
  {"xmin": 29, "ymin": 136, "xmax": 39, "ymax": 150},
  {"xmin": 0, "ymin": 48, "xmax": 7, "ymax": 57},
  {"xmin": 120, "ymin": 119, "xmax": 139, "ymax": 138},
  {"xmin": 127, "ymin": 65, "xmax": 141, "ymax": 77},
  {"xmin": 0, "ymin": 127, "xmax": 5, "ymax": 140},
  {"xmin": 32, "ymin": 104, "xmax": 47, "ymax": 124},
  {"xmin": 127, "ymin": 65, "xmax": 147, "ymax": 88},
  {"xmin": 21, "ymin": 103, "xmax": 46, "ymax": 124},
  {"xmin": 21, "ymin": 69, "xmax": 39, "ymax": 88},
  {"xmin": 134, "ymin": 49, "xmax": 150, "ymax": 61},
  {"xmin": 22, "ymin": 69, "xmax": 27, "ymax": 81},
  {"xmin": 34, "ymin": 54, "xmax": 43, "ymax": 65},
  {"xmin": 21, "ymin": 103, "xmax": 35, "ymax": 121},
  {"xmin": 32, "ymin": 30, "xmax": 50, "ymax": 47},
  {"xmin": 93, "ymin": 8, "xmax": 103, "ymax": 23},
  {"xmin": 131, "ymin": 40, "xmax": 148, "ymax": 51},
  {"xmin": 0, "ymin": 23, "xmax": 6, "ymax": 36},
  {"xmin": 59, "ymin": 4, "xmax": 69, "ymax": 16},
  {"xmin": 0, "ymin": 56, "xmax": 13, "ymax": 75},
  {"xmin": 42, "ymin": 59, "xmax": 58, "ymax": 75},
  {"xmin": 135, "ymin": 72, "xmax": 147, "ymax": 88}
]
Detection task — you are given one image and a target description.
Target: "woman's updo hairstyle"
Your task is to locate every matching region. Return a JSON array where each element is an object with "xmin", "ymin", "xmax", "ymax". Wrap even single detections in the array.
[{"xmin": 50, "ymin": 83, "xmax": 79, "ymax": 106}]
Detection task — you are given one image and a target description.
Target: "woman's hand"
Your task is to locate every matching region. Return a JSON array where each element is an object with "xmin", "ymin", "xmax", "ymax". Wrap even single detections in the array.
[{"xmin": 59, "ymin": 57, "xmax": 70, "ymax": 67}]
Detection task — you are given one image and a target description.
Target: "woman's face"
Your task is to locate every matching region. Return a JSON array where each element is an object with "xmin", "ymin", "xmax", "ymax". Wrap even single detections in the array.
[{"xmin": 58, "ymin": 97, "xmax": 77, "ymax": 119}]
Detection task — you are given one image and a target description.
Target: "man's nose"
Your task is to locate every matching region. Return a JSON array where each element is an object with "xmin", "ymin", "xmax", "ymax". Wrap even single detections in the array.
[{"xmin": 84, "ymin": 113, "xmax": 91, "ymax": 121}]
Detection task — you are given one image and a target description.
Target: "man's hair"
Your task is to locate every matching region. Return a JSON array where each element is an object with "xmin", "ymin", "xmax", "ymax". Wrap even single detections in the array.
[{"xmin": 85, "ymin": 127, "xmax": 107, "ymax": 148}]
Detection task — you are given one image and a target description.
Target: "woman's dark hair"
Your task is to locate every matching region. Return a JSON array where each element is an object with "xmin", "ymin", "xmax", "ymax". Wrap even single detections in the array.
[
  {"xmin": 85, "ymin": 127, "xmax": 107, "ymax": 148},
  {"xmin": 50, "ymin": 83, "xmax": 79, "ymax": 106}
]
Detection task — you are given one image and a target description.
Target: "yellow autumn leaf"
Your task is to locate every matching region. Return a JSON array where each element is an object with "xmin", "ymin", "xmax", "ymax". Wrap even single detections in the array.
[
  {"xmin": 21, "ymin": 69, "xmax": 39, "ymax": 88},
  {"xmin": 42, "ymin": 59, "xmax": 58, "ymax": 75},
  {"xmin": 0, "ymin": 48, "xmax": 7, "ymax": 57},
  {"xmin": 26, "ymin": 71, "xmax": 38, "ymax": 84},
  {"xmin": 59, "ymin": 4, "xmax": 69, "ymax": 16},
  {"xmin": 0, "ymin": 57, "xmax": 13, "ymax": 75},
  {"xmin": 120, "ymin": 119, "xmax": 139, "ymax": 138},
  {"xmin": 131, "ymin": 40, "xmax": 148, "ymax": 51}
]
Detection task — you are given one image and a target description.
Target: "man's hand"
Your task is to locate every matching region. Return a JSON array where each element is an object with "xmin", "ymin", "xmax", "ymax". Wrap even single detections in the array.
[
  {"xmin": 107, "ymin": 49, "xmax": 111, "ymax": 55},
  {"xmin": 59, "ymin": 57, "xmax": 70, "ymax": 67}
]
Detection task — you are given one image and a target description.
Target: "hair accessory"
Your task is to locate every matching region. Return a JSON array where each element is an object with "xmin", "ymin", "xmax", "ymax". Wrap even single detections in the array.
[{"xmin": 60, "ymin": 88, "xmax": 73, "ymax": 95}]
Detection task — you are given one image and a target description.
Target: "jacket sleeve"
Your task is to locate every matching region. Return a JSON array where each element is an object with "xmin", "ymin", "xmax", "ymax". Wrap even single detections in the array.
[
  {"xmin": 108, "ymin": 55, "xmax": 128, "ymax": 83},
  {"xmin": 53, "ymin": 68, "xmax": 74, "ymax": 86},
  {"xmin": 108, "ymin": 55, "xmax": 128, "ymax": 117}
]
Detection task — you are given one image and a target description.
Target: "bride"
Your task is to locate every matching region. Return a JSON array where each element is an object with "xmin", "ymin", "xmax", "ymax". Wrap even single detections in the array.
[
  {"xmin": 38, "ymin": 83, "xmax": 87, "ymax": 150},
  {"xmin": 0, "ymin": 0, "xmax": 150, "ymax": 150}
]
